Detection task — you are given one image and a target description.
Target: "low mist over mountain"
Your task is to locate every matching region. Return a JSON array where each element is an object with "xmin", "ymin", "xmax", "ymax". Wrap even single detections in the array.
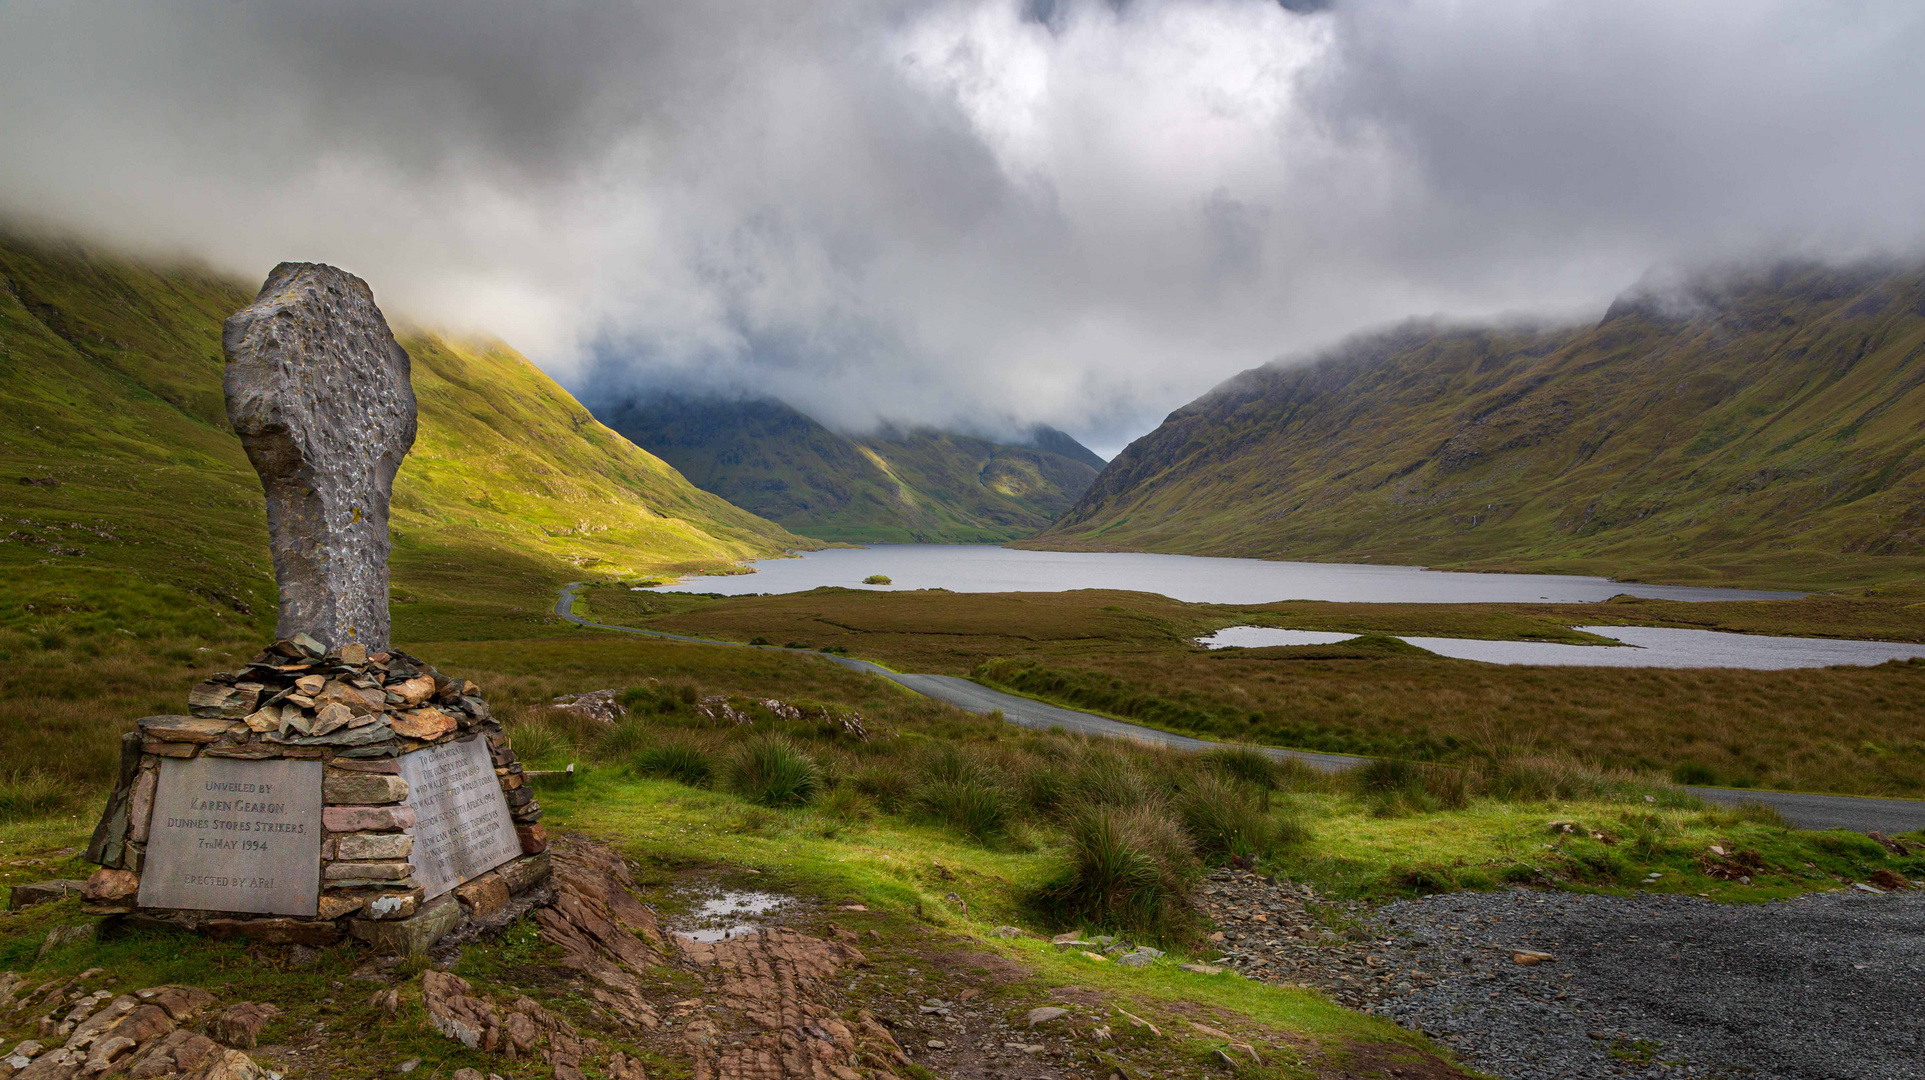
[
  {"xmin": 594, "ymin": 394, "xmax": 1103, "ymax": 543},
  {"xmin": 1027, "ymin": 263, "xmax": 1925, "ymax": 588}
]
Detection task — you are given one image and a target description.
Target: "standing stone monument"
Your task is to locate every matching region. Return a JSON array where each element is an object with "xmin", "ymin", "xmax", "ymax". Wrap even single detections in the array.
[
  {"xmin": 224, "ymin": 262, "xmax": 417, "ymax": 651},
  {"xmin": 83, "ymin": 264, "xmax": 550, "ymax": 953}
]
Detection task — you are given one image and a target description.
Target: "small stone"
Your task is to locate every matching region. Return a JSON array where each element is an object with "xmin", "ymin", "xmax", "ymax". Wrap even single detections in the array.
[
  {"xmin": 295, "ymin": 676, "xmax": 326, "ymax": 695},
  {"xmin": 212, "ymin": 1003, "xmax": 282, "ymax": 1049},
  {"xmin": 7, "ymin": 880, "xmax": 87, "ymax": 911},
  {"xmin": 82, "ymin": 868, "xmax": 139, "ymax": 902},
  {"xmin": 397, "ymin": 1059, "xmax": 420, "ymax": 1074},
  {"xmin": 391, "ymin": 676, "xmax": 436, "ymax": 707},
  {"xmin": 321, "ymin": 805, "xmax": 417, "ymax": 832},
  {"xmin": 1512, "ymin": 951, "xmax": 1554, "ymax": 965},
  {"xmin": 309, "ymin": 703, "xmax": 355, "ymax": 736},
  {"xmin": 1025, "ymin": 1007, "xmax": 1068, "ymax": 1027},
  {"xmin": 333, "ymin": 832, "xmax": 413, "ymax": 861},
  {"xmin": 390, "ymin": 709, "xmax": 456, "ymax": 741},
  {"xmin": 1190, "ymin": 1022, "xmax": 1233, "ymax": 1040},
  {"xmin": 924, "ymin": 1040, "xmax": 946, "ymax": 1050},
  {"xmin": 515, "ymin": 823, "xmax": 548, "ymax": 854},
  {"xmin": 1080, "ymin": 951, "xmax": 1108, "ymax": 962},
  {"xmin": 454, "ymin": 875, "xmax": 510, "ymax": 920},
  {"xmin": 139, "ymin": 715, "xmax": 240, "ymax": 743},
  {"xmin": 1851, "ymin": 882, "xmax": 1885, "ymax": 894},
  {"xmin": 339, "ymin": 643, "xmax": 368, "ymax": 665},
  {"xmin": 1115, "ymin": 952, "xmax": 1153, "ymax": 968},
  {"xmin": 363, "ymin": 891, "xmax": 422, "ymax": 920},
  {"xmin": 322, "ymin": 771, "xmax": 409, "ymax": 805},
  {"xmin": 992, "ymin": 926, "xmax": 1024, "ymax": 938},
  {"xmin": 349, "ymin": 894, "xmax": 461, "ymax": 955},
  {"xmin": 1179, "ymin": 963, "xmax": 1225, "ymax": 975},
  {"xmin": 323, "ymin": 860, "xmax": 412, "ymax": 882}
]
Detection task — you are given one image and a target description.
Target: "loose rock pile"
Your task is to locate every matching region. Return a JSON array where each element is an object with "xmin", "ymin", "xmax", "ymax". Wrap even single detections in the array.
[
  {"xmin": 82, "ymin": 634, "xmax": 549, "ymax": 950},
  {"xmin": 0, "ymin": 972, "xmax": 269, "ymax": 1080},
  {"xmin": 180, "ymin": 633, "xmax": 493, "ymax": 747}
]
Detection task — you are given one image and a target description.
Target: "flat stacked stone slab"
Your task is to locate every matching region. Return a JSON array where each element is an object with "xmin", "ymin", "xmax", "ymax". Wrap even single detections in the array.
[{"xmin": 83, "ymin": 636, "xmax": 550, "ymax": 952}]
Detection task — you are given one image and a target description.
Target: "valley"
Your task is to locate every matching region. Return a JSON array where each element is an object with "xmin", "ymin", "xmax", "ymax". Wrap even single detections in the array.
[
  {"xmin": 594, "ymin": 395, "xmax": 1103, "ymax": 544},
  {"xmin": 3, "ymin": 237, "xmax": 1922, "ymax": 1080}
]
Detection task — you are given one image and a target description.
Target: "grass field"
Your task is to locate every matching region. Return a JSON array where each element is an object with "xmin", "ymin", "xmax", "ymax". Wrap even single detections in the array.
[{"xmin": 621, "ymin": 586, "xmax": 1925, "ymax": 797}]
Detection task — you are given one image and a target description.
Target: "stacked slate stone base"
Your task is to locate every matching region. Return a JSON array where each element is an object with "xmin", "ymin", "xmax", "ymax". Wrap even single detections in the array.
[{"xmin": 81, "ymin": 633, "xmax": 549, "ymax": 953}]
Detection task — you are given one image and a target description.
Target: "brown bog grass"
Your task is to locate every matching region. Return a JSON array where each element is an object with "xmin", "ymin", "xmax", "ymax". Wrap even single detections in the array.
[{"xmin": 632, "ymin": 586, "xmax": 1925, "ymax": 797}]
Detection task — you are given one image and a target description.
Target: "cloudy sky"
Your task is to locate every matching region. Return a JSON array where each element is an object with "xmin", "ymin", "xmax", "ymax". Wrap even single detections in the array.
[{"xmin": 3, "ymin": 0, "xmax": 1922, "ymax": 455}]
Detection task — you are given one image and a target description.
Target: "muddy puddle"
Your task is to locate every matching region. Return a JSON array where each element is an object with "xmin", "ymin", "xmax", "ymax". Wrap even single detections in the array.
[{"xmin": 665, "ymin": 889, "xmax": 794, "ymax": 942}]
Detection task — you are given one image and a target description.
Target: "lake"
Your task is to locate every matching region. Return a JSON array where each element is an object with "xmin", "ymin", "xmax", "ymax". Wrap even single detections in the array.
[
  {"xmin": 1196, "ymin": 625, "xmax": 1925, "ymax": 669},
  {"xmin": 652, "ymin": 544, "xmax": 1803, "ymax": 605}
]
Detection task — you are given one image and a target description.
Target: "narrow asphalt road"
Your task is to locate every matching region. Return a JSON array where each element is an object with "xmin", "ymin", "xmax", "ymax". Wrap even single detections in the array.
[{"xmin": 553, "ymin": 583, "xmax": 1925, "ymax": 833}]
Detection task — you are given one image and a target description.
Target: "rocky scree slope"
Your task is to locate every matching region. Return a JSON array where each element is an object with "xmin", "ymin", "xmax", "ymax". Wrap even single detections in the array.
[
  {"xmin": 1030, "ymin": 262, "xmax": 1925, "ymax": 588},
  {"xmin": 594, "ymin": 394, "xmax": 1103, "ymax": 543}
]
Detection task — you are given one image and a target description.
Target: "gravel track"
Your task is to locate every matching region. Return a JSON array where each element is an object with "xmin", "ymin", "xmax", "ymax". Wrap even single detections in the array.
[{"xmin": 1370, "ymin": 889, "xmax": 1925, "ymax": 1079}]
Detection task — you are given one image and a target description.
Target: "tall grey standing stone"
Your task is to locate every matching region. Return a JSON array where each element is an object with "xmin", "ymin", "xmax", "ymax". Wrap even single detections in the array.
[{"xmin": 224, "ymin": 263, "xmax": 417, "ymax": 651}]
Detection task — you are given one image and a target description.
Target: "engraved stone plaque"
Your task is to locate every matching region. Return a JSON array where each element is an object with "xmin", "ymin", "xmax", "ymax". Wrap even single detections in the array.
[
  {"xmin": 399, "ymin": 737, "xmax": 520, "ymax": 899},
  {"xmin": 137, "ymin": 757, "xmax": 323, "ymax": 915}
]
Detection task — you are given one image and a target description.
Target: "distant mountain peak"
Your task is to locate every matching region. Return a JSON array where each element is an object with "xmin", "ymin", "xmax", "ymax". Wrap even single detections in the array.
[{"xmin": 591, "ymin": 395, "xmax": 1104, "ymax": 543}]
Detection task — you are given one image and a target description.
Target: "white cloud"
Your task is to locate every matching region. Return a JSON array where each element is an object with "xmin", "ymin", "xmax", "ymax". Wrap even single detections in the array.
[{"xmin": 2, "ymin": 0, "xmax": 1921, "ymax": 455}]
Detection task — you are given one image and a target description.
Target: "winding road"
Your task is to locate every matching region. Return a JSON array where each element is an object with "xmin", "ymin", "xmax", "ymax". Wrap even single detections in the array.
[{"xmin": 553, "ymin": 583, "xmax": 1925, "ymax": 834}]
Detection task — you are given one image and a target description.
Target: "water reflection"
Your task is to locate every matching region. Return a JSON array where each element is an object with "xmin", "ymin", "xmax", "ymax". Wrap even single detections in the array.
[{"xmin": 670, "ymin": 890, "xmax": 790, "ymax": 942}]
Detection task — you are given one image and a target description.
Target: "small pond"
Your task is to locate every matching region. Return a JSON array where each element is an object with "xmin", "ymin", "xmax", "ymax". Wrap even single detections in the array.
[{"xmin": 1195, "ymin": 625, "xmax": 1925, "ymax": 669}]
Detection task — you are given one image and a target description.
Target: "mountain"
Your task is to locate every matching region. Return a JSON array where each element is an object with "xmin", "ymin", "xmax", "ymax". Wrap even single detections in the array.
[
  {"xmin": 1026, "ymin": 262, "xmax": 1925, "ymax": 588},
  {"xmin": 593, "ymin": 394, "xmax": 1104, "ymax": 543},
  {"xmin": 0, "ymin": 231, "xmax": 810, "ymax": 641}
]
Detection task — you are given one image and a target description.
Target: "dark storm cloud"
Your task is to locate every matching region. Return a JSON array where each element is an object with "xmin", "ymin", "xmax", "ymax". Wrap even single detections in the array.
[{"xmin": 2, "ymin": 0, "xmax": 1921, "ymax": 455}]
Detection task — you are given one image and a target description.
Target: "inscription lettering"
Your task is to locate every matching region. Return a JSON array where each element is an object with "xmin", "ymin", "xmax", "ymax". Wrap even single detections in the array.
[
  {"xmin": 137, "ymin": 757, "xmax": 323, "ymax": 915},
  {"xmin": 399, "ymin": 738, "xmax": 519, "ymax": 899}
]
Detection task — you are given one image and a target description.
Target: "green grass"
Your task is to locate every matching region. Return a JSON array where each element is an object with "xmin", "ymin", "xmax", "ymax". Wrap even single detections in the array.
[
  {"xmin": 1024, "ymin": 262, "xmax": 1925, "ymax": 592},
  {"xmin": 0, "ymin": 228, "xmax": 811, "ymax": 662}
]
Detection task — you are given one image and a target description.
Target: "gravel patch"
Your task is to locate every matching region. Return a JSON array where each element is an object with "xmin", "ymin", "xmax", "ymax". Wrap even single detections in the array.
[{"xmin": 1203, "ymin": 871, "xmax": 1924, "ymax": 1079}]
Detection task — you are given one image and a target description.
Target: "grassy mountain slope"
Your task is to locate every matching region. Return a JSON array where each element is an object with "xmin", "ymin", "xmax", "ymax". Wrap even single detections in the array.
[
  {"xmin": 1028, "ymin": 262, "xmax": 1925, "ymax": 588},
  {"xmin": 595, "ymin": 394, "xmax": 1102, "ymax": 543},
  {"xmin": 0, "ymin": 231, "xmax": 809, "ymax": 646}
]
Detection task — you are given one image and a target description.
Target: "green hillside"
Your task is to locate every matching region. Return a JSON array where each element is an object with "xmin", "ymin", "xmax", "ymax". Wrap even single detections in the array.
[
  {"xmin": 0, "ymin": 231, "xmax": 810, "ymax": 645},
  {"xmin": 1028, "ymin": 262, "xmax": 1925, "ymax": 589},
  {"xmin": 595, "ymin": 394, "xmax": 1103, "ymax": 542}
]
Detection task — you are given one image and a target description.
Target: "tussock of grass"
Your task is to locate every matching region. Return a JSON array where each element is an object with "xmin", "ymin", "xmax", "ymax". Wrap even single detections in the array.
[
  {"xmin": 632, "ymin": 740, "xmax": 714, "ymax": 787},
  {"xmin": 1174, "ymin": 774, "xmax": 1275, "ymax": 860},
  {"xmin": 913, "ymin": 779, "xmax": 1010, "ymax": 843},
  {"xmin": 1042, "ymin": 804, "xmax": 1199, "ymax": 939},
  {"xmin": 0, "ymin": 771, "xmax": 69, "ymax": 822},
  {"xmin": 851, "ymin": 764, "xmax": 914, "ymax": 812},
  {"xmin": 726, "ymin": 735, "xmax": 822, "ymax": 807},
  {"xmin": 505, "ymin": 716, "xmax": 577, "ymax": 768}
]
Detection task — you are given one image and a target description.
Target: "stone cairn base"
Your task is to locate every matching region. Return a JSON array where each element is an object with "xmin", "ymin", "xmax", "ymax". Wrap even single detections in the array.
[{"xmin": 81, "ymin": 633, "xmax": 549, "ymax": 953}]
